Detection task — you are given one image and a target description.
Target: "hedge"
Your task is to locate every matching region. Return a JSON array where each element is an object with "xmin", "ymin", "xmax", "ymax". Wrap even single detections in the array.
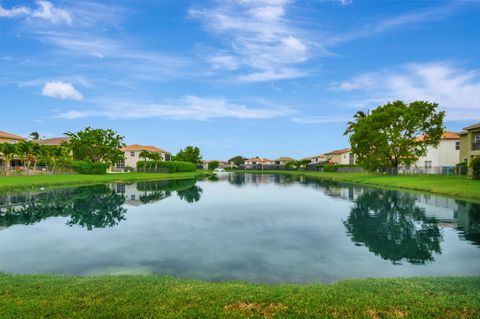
[
  {"xmin": 137, "ymin": 161, "xmax": 196, "ymax": 173},
  {"xmin": 471, "ymin": 157, "xmax": 480, "ymax": 180},
  {"xmin": 317, "ymin": 164, "xmax": 359, "ymax": 172},
  {"xmin": 72, "ymin": 161, "xmax": 109, "ymax": 175}
]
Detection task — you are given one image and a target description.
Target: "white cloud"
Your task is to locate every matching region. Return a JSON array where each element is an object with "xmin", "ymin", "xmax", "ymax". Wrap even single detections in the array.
[
  {"xmin": 334, "ymin": 0, "xmax": 352, "ymax": 5},
  {"xmin": 190, "ymin": 1, "xmax": 310, "ymax": 81},
  {"xmin": 55, "ymin": 96, "xmax": 294, "ymax": 120},
  {"xmin": 42, "ymin": 81, "xmax": 84, "ymax": 100},
  {"xmin": 0, "ymin": 1, "xmax": 72, "ymax": 25},
  {"xmin": 331, "ymin": 62, "xmax": 480, "ymax": 120},
  {"xmin": 208, "ymin": 55, "xmax": 239, "ymax": 70},
  {"xmin": 292, "ymin": 115, "xmax": 349, "ymax": 124},
  {"xmin": 0, "ymin": 5, "xmax": 30, "ymax": 17}
]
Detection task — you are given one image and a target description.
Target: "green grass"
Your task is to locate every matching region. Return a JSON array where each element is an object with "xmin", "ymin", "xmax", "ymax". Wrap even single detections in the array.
[
  {"xmin": 0, "ymin": 274, "xmax": 478, "ymax": 318},
  {"xmin": 236, "ymin": 170, "xmax": 480, "ymax": 202},
  {"xmin": 0, "ymin": 171, "xmax": 209, "ymax": 192}
]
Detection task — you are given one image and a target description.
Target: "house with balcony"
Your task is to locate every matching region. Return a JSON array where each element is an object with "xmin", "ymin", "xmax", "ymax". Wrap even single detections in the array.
[
  {"xmin": 114, "ymin": 144, "xmax": 171, "ymax": 171},
  {"xmin": 459, "ymin": 123, "xmax": 480, "ymax": 174}
]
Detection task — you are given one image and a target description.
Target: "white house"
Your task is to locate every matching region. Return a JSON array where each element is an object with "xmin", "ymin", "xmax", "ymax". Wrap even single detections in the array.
[
  {"xmin": 415, "ymin": 131, "xmax": 460, "ymax": 168},
  {"xmin": 325, "ymin": 148, "xmax": 355, "ymax": 165}
]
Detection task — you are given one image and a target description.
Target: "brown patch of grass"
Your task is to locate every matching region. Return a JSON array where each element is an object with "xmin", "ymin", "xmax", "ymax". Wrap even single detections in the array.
[
  {"xmin": 443, "ymin": 308, "xmax": 479, "ymax": 319},
  {"xmin": 366, "ymin": 309, "xmax": 380, "ymax": 319},
  {"xmin": 224, "ymin": 302, "xmax": 287, "ymax": 318}
]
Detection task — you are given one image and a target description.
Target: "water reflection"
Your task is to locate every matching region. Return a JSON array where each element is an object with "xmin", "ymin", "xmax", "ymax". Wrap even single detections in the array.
[
  {"xmin": 343, "ymin": 189, "xmax": 442, "ymax": 265},
  {"xmin": 0, "ymin": 179, "xmax": 203, "ymax": 230},
  {"xmin": 456, "ymin": 201, "xmax": 480, "ymax": 247}
]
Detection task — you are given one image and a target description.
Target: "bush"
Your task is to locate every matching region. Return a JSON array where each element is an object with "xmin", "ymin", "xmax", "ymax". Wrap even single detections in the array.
[
  {"xmin": 124, "ymin": 166, "xmax": 134, "ymax": 172},
  {"xmin": 208, "ymin": 161, "xmax": 219, "ymax": 170},
  {"xmin": 456, "ymin": 162, "xmax": 467, "ymax": 167},
  {"xmin": 471, "ymin": 157, "xmax": 480, "ymax": 180},
  {"xmin": 72, "ymin": 161, "xmax": 109, "ymax": 175},
  {"xmin": 137, "ymin": 161, "xmax": 196, "ymax": 173}
]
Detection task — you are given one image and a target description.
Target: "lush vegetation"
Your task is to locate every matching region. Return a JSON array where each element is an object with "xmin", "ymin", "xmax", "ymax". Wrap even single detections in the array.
[
  {"xmin": 228, "ymin": 155, "xmax": 245, "ymax": 167},
  {"xmin": 0, "ymin": 274, "xmax": 478, "ymax": 319},
  {"xmin": 0, "ymin": 172, "xmax": 208, "ymax": 191},
  {"xmin": 65, "ymin": 127, "xmax": 125, "ymax": 164},
  {"xmin": 173, "ymin": 146, "xmax": 202, "ymax": 165},
  {"xmin": 472, "ymin": 157, "xmax": 480, "ymax": 180},
  {"xmin": 136, "ymin": 161, "xmax": 197, "ymax": 173},
  {"xmin": 71, "ymin": 161, "xmax": 110, "ymax": 175},
  {"xmin": 208, "ymin": 160, "xmax": 219, "ymax": 170},
  {"xmin": 344, "ymin": 101, "xmax": 445, "ymax": 174},
  {"xmin": 234, "ymin": 170, "xmax": 480, "ymax": 202}
]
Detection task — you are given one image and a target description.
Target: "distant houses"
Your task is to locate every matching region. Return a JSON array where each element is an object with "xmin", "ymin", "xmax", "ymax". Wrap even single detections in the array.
[{"xmin": 0, "ymin": 131, "xmax": 25, "ymax": 144}]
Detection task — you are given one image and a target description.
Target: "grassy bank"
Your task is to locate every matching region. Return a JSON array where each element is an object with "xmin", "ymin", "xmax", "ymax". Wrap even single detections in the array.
[
  {"xmin": 0, "ymin": 274, "xmax": 478, "ymax": 318},
  {"xmin": 0, "ymin": 171, "xmax": 209, "ymax": 192},
  {"xmin": 236, "ymin": 170, "xmax": 480, "ymax": 202}
]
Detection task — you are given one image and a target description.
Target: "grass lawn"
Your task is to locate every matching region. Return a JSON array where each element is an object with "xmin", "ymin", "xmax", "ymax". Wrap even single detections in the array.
[
  {"xmin": 0, "ymin": 274, "xmax": 478, "ymax": 319},
  {"xmin": 236, "ymin": 170, "xmax": 480, "ymax": 202},
  {"xmin": 0, "ymin": 171, "xmax": 208, "ymax": 191}
]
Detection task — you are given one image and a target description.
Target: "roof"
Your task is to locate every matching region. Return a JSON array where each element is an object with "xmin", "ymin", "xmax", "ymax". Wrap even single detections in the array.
[
  {"xmin": 310, "ymin": 154, "xmax": 326, "ymax": 158},
  {"xmin": 325, "ymin": 148, "xmax": 351, "ymax": 155},
  {"xmin": 0, "ymin": 131, "xmax": 26, "ymax": 141},
  {"xmin": 416, "ymin": 131, "xmax": 460, "ymax": 141},
  {"xmin": 245, "ymin": 157, "xmax": 273, "ymax": 162},
  {"xmin": 36, "ymin": 137, "xmax": 70, "ymax": 145},
  {"xmin": 275, "ymin": 157, "xmax": 295, "ymax": 161},
  {"xmin": 121, "ymin": 144, "xmax": 171, "ymax": 154},
  {"xmin": 463, "ymin": 123, "xmax": 480, "ymax": 130}
]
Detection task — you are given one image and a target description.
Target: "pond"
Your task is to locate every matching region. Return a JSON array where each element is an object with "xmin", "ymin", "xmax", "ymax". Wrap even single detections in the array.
[{"xmin": 0, "ymin": 173, "xmax": 479, "ymax": 283}]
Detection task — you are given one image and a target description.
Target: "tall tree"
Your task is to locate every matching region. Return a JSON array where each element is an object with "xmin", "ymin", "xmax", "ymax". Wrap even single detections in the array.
[
  {"xmin": 344, "ymin": 101, "xmax": 445, "ymax": 175},
  {"xmin": 0, "ymin": 143, "xmax": 18, "ymax": 175},
  {"xmin": 65, "ymin": 127, "xmax": 125, "ymax": 164},
  {"xmin": 29, "ymin": 131, "xmax": 40, "ymax": 141},
  {"xmin": 149, "ymin": 152, "xmax": 163, "ymax": 172},
  {"xmin": 228, "ymin": 155, "xmax": 245, "ymax": 167},
  {"xmin": 174, "ymin": 146, "xmax": 202, "ymax": 165}
]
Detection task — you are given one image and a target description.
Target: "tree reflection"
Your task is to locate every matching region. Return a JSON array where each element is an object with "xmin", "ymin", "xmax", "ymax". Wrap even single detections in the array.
[
  {"xmin": 344, "ymin": 189, "xmax": 442, "ymax": 265},
  {"xmin": 136, "ymin": 179, "xmax": 202, "ymax": 204},
  {"xmin": 177, "ymin": 185, "xmax": 203, "ymax": 203},
  {"xmin": 65, "ymin": 185, "xmax": 127, "ymax": 230}
]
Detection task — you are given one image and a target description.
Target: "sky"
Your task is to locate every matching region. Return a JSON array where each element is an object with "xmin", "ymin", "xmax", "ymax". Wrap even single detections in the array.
[{"xmin": 1, "ymin": 0, "xmax": 480, "ymax": 160}]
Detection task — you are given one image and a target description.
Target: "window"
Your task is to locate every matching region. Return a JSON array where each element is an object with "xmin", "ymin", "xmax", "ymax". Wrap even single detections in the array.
[
  {"xmin": 130, "ymin": 151, "xmax": 135, "ymax": 157},
  {"xmin": 424, "ymin": 161, "xmax": 432, "ymax": 168},
  {"xmin": 116, "ymin": 160, "xmax": 125, "ymax": 169},
  {"xmin": 455, "ymin": 141, "xmax": 460, "ymax": 150},
  {"xmin": 475, "ymin": 134, "xmax": 480, "ymax": 144},
  {"xmin": 131, "ymin": 195, "xmax": 135, "ymax": 200}
]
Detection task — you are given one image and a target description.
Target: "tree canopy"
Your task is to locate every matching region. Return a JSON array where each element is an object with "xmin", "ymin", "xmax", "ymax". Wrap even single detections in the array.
[
  {"xmin": 344, "ymin": 101, "xmax": 445, "ymax": 174},
  {"xmin": 65, "ymin": 127, "xmax": 125, "ymax": 164},
  {"xmin": 228, "ymin": 155, "xmax": 245, "ymax": 166},
  {"xmin": 174, "ymin": 146, "xmax": 202, "ymax": 165}
]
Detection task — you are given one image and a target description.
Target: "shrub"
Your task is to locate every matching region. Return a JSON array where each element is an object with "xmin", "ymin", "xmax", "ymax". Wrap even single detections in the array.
[
  {"xmin": 124, "ymin": 166, "xmax": 135, "ymax": 172},
  {"xmin": 323, "ymin": 164, "xmax": 338, "ymax": 172},
  {"xmin": 471, "ymin": 157, "xmax": 480, "ymax": 180},
  {"xmin": 72, "ymin": 161, "xmax": 109, "ymax": 175},
  {"xmin": 456, "ymin": 162, "xmax": 467, "ymax": 167},
  {"xmin": 137, "ymin": 161, "xmax": 196, "ymax": 173},
  {"xmin": 208, "ymin": 161, "xmax": 219, "ymax": 170}
]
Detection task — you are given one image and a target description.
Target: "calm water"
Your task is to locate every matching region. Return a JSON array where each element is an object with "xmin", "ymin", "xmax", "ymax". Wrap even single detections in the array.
[{"xmin": 0, "ymin": 173, "xmax": 479, "ymax": 283}]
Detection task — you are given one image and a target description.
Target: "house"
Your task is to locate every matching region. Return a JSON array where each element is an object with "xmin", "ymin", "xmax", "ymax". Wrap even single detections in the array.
[
  {"xmin": 274, "ymin": 157, "xmax": 295, "ymax": 165},
  {"xmin": 115, "ymin": 144, "xmax": 171, "ymax": 171},
  {"xmin": 35, "ymin": 137, "xmax": 70, "ymax": 146},
  {"xmin": 308, "ymin": 154, "xmax": 327, "ymax": 164},
  {"xmin": 202, "ymin": 160, "xmax": 227, "ymax": 170},
  {"xmin": 244, "ymin": 157, "xmax": 275, "ymax": 169},
  {"xmin": 415, "ymin": 131, "xmax": 460, "ymax": 169},
  {"xmin": 325, "ymin": 148, "xmax": 355, "ymax": 165},
  {"xmin": 0, "ymin": 131, "xmax": 25, "ymax": 144},
  {"xmin": 459, "ymin": 123, "xmax": 480, "ymax": 173}
]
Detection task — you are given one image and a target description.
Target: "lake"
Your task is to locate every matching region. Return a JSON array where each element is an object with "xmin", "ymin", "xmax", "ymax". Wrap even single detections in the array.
[{"xmin": 0, "ymin": 173, "xmax": 479, "ymax": 283}]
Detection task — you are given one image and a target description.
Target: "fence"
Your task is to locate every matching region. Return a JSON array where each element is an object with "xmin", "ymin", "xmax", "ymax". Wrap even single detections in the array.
[{"xmin": 380, "ymin": 166, "xmax": 467, "ymax": 176}]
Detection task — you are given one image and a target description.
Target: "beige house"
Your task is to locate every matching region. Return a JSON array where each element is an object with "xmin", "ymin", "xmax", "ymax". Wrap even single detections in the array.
[
  {"xmin": 325, "ymin": 148, "xmax": 355, "ymax": 165},
  {"xmin": 0, "ymin": 131, "xmax": 25, "ymax": 144},
  {"xmin": 274, "ymin": 157, "xmax": 295, "ymax": 165},
  {"xmin": 415, "ymin": 131, "xmax": 460, "ymax": 169},
  {"xmin": 459, "ymin": 123, "xmax": 480, "ymax": 174},
  {"xmin": 115, "ymin": 144, "xmax": 171, "ymax": 170},
  {"xmin": 307, "ymin": 154, "xmax": 327, "ymax": 164},
  {"xmin": 244, "ymin": 157, "xmax": 274, "ymax": 166}
]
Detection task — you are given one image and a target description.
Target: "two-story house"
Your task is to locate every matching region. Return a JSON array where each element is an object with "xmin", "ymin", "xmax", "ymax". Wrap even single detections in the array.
[
  {"xmin": 115, "ymin": 144, "xmax": 171, "ymax": 171},
  {"xmin": 415, "ymin": 131, "xmax": 460, "ymax": 169},
  {"xmin": 459, "ymin": 123, "xmax": 480, "ymax": 174}
]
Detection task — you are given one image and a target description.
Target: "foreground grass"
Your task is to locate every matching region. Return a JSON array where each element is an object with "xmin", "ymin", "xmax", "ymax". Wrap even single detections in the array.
[
  {"xmin": 0, "ymin": 171, "xmax": 208, "ymax": 191},
  {"xmin": 0, "ymin": 274, "xmax": 478, "ymax": 319},
  {"xmin": 237, "ymin": 170, "xmax": 480, "ymax": 202}
]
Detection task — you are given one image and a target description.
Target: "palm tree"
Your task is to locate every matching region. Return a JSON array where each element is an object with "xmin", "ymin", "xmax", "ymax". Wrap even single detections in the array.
[
  {"xmin": 18, "ymin": 140, "xmax": 37, "ymax": 175},
  {"xmin": 149, "ymin": 152, "xmax": 163, "ymax": 172},
  {"xmin": 139, "ymin": 150, "xmax": 151, "ymax": 173},
  {"xmin": 344, "ymin": 110, "xmax": 369, "ymax": 136},
  {"xmin": 29, "ymin": 131, "xmax": 40, "ymax": 141},
  {"xmin": 0, "ymin": 143, "xmax": 18, "ymax": 175}
]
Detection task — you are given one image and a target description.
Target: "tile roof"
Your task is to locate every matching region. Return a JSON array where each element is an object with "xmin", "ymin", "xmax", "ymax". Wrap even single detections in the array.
[
  {"xmin": 463, "ymin": 123, "xmax": 480, "ymax": 130},
  {"xmin": 0, "ymin": 131, "xmax": 26, "ymax": 141},
  {"xmin": 325, "ymin": 148, "xmax": 351, "ymax": 155},
  {"xmin": 416, "ymin": 131, "xmax": 460, "ymax": 141},
  {"xmin": 275, "ymin": 157, "xmax": 295, "ymax": 161},
  {"xmin": 36, "ymin": 137, "xmax": 70, "ymax": 145},
  {"xmin": 121, "ymin": 144, "xmax": 171, "ymax": 154}
]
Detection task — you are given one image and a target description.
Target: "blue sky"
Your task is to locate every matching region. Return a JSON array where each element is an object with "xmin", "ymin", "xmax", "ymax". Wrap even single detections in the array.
[{"xmin": 1, "ymin": 0, "xmax": 480, "ymax": 160}]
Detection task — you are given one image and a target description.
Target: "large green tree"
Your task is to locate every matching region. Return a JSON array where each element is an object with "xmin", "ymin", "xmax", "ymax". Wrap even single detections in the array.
[
  {"xmin": 228, "ymin": 155, "xmax": 245, "ymax": 167},
  {"xmin": 65, "ymin": 127, "xmax": 125, "ymax": 164},
  {"xmin": 344, "ymin": 101, "xmax": 445, "ymax": 174},
  {"xmin": 174, "ymin": 146, "xmax": 202, "ymax": 165}
]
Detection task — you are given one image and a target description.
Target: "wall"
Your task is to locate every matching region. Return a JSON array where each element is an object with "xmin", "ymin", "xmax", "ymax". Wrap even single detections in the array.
[{"xmin": 416, "ymin": 139, "xmax": 459, "ymax": 167}]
